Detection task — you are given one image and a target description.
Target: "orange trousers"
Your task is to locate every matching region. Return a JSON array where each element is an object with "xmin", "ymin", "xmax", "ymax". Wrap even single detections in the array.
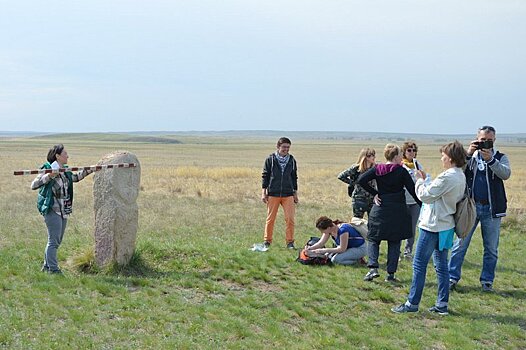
[{"xmin": 264, "ymin": 196, "xmax": 295, "ymax": 244}]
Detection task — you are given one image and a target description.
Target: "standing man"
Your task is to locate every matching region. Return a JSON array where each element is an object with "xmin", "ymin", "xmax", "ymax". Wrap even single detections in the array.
[
  {"xmin": 449, "ymin": 126, "xmax": 511, "ymax": 292},
  {"xmin": 261, "ymin": 137, "xmax": 299, "ymax": 249}
]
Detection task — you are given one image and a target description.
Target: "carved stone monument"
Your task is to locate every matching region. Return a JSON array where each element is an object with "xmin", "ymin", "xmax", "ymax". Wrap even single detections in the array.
[{"xmin": 93, "ymin": 151, "xmax": 140, "ymax": 267}]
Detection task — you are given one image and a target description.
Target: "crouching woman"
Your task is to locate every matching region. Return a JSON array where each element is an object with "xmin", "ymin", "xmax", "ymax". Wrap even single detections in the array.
[{"xmin": 306, "ymin": 216, "xmax": 367, "ymax": 265}]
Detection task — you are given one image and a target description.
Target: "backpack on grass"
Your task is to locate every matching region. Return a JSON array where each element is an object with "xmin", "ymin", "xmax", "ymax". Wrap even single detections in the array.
[{"xmin": 296, "ymin": 237, "xmax": 332, "ymax": 266}]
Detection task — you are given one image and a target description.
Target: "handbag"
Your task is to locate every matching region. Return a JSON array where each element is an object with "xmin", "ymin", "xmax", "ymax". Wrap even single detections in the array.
[{"xmin": 454, "ymin": 186, "xmax": 476, "ymax": 239}]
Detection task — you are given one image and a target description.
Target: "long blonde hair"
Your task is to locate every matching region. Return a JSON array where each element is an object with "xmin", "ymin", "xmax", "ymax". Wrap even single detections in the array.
[{"xmin": 357, "ymin": 148, "xmax": 376, "ymax": 173}]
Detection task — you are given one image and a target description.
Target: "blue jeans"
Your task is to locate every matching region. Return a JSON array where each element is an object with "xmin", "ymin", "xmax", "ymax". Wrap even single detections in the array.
[
  {"xmin": 449, "ymin": 203, "xmax": 501, "ymax": 284},
  {"xmin": 407, "ymin": 229, "xmax": 450, "ymax": 308},
  {"xmin": 331, "ymin": 243, "xmax": 367, "ymax": 265},
  {"xmin": 43, "ymin": 211, "xmax": 68, "ymax": 272}
]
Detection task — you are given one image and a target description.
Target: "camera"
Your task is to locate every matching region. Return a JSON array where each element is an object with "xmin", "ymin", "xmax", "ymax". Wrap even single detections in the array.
[{"xmin": 475, "ymin": 140, "xmax": 493, "ymax": 150}]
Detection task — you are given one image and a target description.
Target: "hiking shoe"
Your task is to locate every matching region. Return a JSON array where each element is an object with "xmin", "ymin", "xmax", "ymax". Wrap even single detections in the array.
[
  {"xmin": 428, "ymin": 305, "xmax": 449, "ymax": 315},
  {"xmin": 286, "ymin": 242, "xmax": 296, "ymax": 250},
  {"xmin": 48, "ymin": 269, "xmax": 63, "ymax": 275},
  {"xmin": 263, "ymin": 241, "xmax": 271, "ymax": 249},
  {"xmin": 481, "ymin": 282, "xmax": 494, "ymax": 293},
  {"xmin": 358, "ymin": 257, "xmax": 367, "ymax": 266},
  {"xmin": 385, "ymin": 273, "xmax": 400, "ymax": 282},
  {"xmin": 449, "ymin": 280, "xmax": 457, "ymax": 291},
  {"xmin": 364, "ymin": 268, "xmax": 380, "ymax": 281},
  {"xmin": 41, "ymin": 265, "xmax": 49, "ymax": 272},
  {"xmin": 392, "ymin": 303, "xmax": 418, "ymax": 314}
]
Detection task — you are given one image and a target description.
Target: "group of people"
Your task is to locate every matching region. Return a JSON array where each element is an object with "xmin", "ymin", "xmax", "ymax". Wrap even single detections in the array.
[
  {"xmin": 260, "ymin": 127, "xmax": 511, "ymax": 315},
  {"xmin": 31, "ymin": 127, "xmax": 511, "ymax": 314}
]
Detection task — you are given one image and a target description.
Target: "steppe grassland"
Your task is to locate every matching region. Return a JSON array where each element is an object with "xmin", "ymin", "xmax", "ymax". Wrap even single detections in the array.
[{"xmin": 0, "ymin": 136, "xmax": 525, "ymax": 349}]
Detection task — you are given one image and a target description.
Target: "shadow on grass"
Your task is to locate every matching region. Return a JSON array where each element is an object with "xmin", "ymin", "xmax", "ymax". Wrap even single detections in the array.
[
  {"xmin": 73, "ymin": 249, "xmax": 175, "ymax": 279},
  {"xmin": 463, "ymin": 310, "xmax": 526, "ymax": 331},
  {"xmin": 461, "ymin": 260, "xmax": 526, "ymax": 276},
  {"xmin": 451, "ymin": 284, "xmax": 526, "ymax": 300}
]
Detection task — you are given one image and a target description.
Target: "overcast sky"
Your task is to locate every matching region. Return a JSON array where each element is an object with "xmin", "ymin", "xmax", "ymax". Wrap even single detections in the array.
[{"xmin": 1, "ymin": 1, "xmax": 525, "ymax": 134}]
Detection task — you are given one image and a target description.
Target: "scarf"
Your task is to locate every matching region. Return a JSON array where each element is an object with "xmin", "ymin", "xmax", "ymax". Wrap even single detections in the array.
[
  {"xmin": 275, "ymin": 152, "xmax": 290, "ymax": 174},
  {"xmin": 402, "ymin": 158, "xmax": 415, "ymax": 169}
]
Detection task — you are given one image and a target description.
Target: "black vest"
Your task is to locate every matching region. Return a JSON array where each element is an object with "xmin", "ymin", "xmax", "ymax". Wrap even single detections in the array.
[{"xmin": 465, "ymin": 152, "xmax": 507, "ymax": 218}]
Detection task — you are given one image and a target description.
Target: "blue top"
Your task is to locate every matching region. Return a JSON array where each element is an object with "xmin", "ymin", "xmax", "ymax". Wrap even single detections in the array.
[{"xmin": 332, "ymin": 223, "xmax": 365, "ymax": 248}]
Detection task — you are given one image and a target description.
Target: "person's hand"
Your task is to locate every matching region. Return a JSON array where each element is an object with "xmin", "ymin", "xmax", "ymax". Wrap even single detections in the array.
[
  {"xmin": 373, "ymin": 194, "xmax": 382, "ymax": 206},
  {"xmin": 415, "ymin": 170, "xmax": 426, "ymax": 180},
  {"xmin": 467, "ymin": 140, "xmax": 478, "ymax": 156},
  {"xmin": 261, "ymin": 189, "xmax": 268, "ymax": 203},
  {"xmin": 479, "ymin": 148, "xmax": 492, "ymax": 162},
  {"xmin": 293, "ymin": 193, "xmax": 299, "ymax": 204}
]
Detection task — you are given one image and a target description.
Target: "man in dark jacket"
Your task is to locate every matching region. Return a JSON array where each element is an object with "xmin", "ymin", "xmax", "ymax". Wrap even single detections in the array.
[
  {"xmin": 261, "ymin": 137, "xmax": 299, "ymax": 249},
  {"xmin": 449, "ymin": 126, "xmax": 511, "ymax": 292}
]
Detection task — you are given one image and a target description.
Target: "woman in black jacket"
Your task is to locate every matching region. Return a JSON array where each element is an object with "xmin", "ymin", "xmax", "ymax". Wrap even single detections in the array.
[{"xmin": 357, "ymin": 144, "xmax": 421, "ymax": 282}]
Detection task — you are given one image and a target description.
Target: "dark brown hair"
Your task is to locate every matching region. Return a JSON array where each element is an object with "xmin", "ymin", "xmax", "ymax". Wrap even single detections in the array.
[
  {"xmin": 401, "ymin": 141, "xmax": 418, "ymax": 160},
  {"xmin": 277, "ymin": 137, "xmax": 292, "ymax": 147},
  {"xmin": 315, "ymin": 216, "xmax": 343, "ymax": 230},
  {"xmin": 47, "ymin": 144, "xmax": 65, "ymax": 163},
  {"xmin": 440, "ymin": 141, "xmax": 467, "ymax": 168}
]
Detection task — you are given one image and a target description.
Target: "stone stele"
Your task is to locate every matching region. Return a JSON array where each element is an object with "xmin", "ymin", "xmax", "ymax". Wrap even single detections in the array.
[{"xmin": 93, "ymin": 151, "xmax": 141, "ymax": 267}]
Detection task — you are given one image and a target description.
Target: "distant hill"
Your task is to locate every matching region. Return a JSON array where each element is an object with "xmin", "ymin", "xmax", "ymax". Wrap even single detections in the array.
[
  {"xmin": 2, "ymin": 130, "xmax": 525, "ymax": 144},
  {"xmin": 29, "ymin": 133, "xmax": 182, "ymax": 144}
]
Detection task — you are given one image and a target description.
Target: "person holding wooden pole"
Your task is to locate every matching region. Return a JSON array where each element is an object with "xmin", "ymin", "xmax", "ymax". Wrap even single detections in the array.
[{"xmin": 30, "ymin": 144, "xmax": 93, "ymax": 274}]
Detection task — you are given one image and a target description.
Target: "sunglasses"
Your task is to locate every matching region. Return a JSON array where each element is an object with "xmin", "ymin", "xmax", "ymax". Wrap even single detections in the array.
[
  {"xmin": 406, "ymin": 149, "xmax": 417, "ymax": 153},
  {"xmin": 367, "ymin": 154, "xmax": 376, "ymax": 157},
  {"xmin": 479, "ymin": 125, "xmax": 496, "ymax": 132}
]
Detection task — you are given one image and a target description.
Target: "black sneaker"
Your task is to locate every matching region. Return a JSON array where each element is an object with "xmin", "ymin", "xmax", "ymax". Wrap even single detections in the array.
[
  {"xmin": 286, "ymin": 242, "xmax": 296, "ymax": 250},
  {"xmin": 481, "ymin": 282, "xmax": 494, "ymax": 293},
  {"xmin": 364, "ymin": 268, "xmax": 380, "ymax": 281},
  {"xmin": 449, "ymin": 280, "xmax": 457, "ymax": 291},
  {"xmin": 428, "ymin": 305, "xmax": 449, "ymax": 315},
  {"xmin": 392, "ymin": 303, "xmax": 418, "ymax": 314},
  {"xmin": 48, "ymin": 269, "xmax": 63, "ymax": 275},
  {"xmin": 385, "ymin": 273, "xmax": 400, "ymax": 282}
]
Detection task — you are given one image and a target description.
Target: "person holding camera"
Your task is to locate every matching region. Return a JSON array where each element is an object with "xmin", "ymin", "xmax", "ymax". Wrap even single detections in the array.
[
  {"xmin": 392, "ymin": 141, "xmax": 467, "ymax": 315},
  {"xmin": 449, "ymin": 126, "xmax": 511, "ymax": 292}
]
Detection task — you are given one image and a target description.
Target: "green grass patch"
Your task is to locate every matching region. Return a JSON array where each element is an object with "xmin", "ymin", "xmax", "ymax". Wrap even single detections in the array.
[{"xmin": 1, "ymin": 137, "xmax": 525, "ymax": 349}]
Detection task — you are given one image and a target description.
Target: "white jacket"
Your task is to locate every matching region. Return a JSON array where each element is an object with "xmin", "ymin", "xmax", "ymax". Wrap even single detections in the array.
[{"xmin": 416, "ymin": 167, "xmax": 466, "ymax": 232}]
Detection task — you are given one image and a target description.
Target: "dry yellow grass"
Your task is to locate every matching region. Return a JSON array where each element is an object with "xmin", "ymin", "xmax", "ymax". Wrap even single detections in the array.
[{"xmin": 2, "ymin": 137, "xmax": 524, "ymax": 219}]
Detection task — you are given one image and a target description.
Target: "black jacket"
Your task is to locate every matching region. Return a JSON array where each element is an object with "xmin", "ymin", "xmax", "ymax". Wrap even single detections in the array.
[
  {"xmin": 357, "ymin": 165, "xmax": 421, "ymax": 241},
  {"xmin": 262, "ymin": 153, "xmax": 298, "ymax": 197}
]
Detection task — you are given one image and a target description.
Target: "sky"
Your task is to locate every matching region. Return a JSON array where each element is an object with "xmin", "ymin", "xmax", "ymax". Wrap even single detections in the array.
[{"xmin": 1, "ymin": 1, "xmax": 525, "ymax": 134}]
